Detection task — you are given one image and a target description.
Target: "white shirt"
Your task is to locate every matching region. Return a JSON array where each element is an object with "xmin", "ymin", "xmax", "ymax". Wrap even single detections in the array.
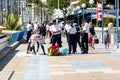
[
  {"xmin": 68, "ymin": 26, "xmax": 76, "ymax": 34},
  {"xmin": 83, "ymin": 22, "xmax": 89, "ymax": 33},
  {"xmin": 64, "ymin": 24, "xmax": 69, "ymax": 30},
  {"xmin": 51, "ymin": 24, "xmax": 61, "ymax": 35},
  {"xmin": 26, "ymin": 24, "xmax": 32, "ymax": 31},
  {"xmin": 64, "ymin": 24, "xmax": 71, "ymax": 33},
  {"xmin": 33, "ymin": 23, "xmax": 38, "ymax": 31}
]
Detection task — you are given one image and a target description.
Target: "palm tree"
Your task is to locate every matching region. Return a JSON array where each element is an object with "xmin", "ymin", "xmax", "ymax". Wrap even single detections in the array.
[
  {"xmin": 26, "ymin": 0, "xmax": 52, "ymax": 22},
  {"xmin": 5, "ymin": 14, "xmax": 25, "ymax": 30}
]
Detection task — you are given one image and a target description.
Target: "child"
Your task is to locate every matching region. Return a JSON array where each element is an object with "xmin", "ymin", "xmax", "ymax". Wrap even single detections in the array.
[
  {"xmin": 27, "ymin": 32, "xmax": 46, "ymax": 55},
  {"xmin": 88, "ymin": 33, "xmax": 93, "ymax": 50},
  {"xmin": 104, "ymin": 30, "xmax": 110, "ymax": 51},
  {"xmin": 26, "ymin": 32, "xmax": 36, "ymax": 54}
]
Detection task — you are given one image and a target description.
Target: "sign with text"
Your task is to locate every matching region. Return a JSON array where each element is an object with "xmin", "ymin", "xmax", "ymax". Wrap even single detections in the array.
[{"xmin": 97, "ymin": 2, "xmax": 102, "ymax": 22}]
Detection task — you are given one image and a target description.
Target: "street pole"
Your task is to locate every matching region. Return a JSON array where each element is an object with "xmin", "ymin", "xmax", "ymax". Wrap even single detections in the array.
[
  {"xmin": 58, "ymin": 0, "xmax": 59, "ymax": 9},
  {"xmin": 1, "ymin": 0, "xmax": 3, "ymax": 25},
  {"xmin": 41, "ymin": 3, "xmax": 42, "ymax": 23},
  {"xmin": 90, "ymin": 4, "xmax": 92, "ymax": 22},
  {"xmin": 102, "ymin": 0, "xmax": 104, "ymax": 43},
  {"xmin": 82, "ymin": 3, "xmax": 86, "ymax": 20},
  {"xmin": 115, "ymin": 0, "xmax": 119, "ymax": 48},
  {"xmin": 5, "ymin": 0, "xmax": 8, "ymax": 14},
  {"xmin": 82, "ymin": 8, "xmax": 84, "ymax": 20}
]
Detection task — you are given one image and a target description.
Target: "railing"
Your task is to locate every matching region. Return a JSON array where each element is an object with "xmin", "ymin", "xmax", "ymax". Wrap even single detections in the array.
[
  {"xmin": 71, "ymin": 9, "xmax": 116, "ymax": 15},
  {"xmin": 9, "ymin": 29, "xmax": 27, "ymax": 46}
]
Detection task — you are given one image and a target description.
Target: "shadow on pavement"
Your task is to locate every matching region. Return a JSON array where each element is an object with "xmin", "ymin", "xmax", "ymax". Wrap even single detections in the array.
[{"xmin": 0, "ymin": 50, "xmax": 19, "ymax": 71}]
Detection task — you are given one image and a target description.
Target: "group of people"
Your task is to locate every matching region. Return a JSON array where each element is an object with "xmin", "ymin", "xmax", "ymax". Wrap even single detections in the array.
[
  {"xmin": 26, "ymin": 21, "xmax": 46, "ymax": 55},
  {"xmin": 64, "ymin": 20, "xmax": 95, "ymax": 54},
  {"xmin": 25, "ymin": 19, "xmax": 111, "ymax": 55}
]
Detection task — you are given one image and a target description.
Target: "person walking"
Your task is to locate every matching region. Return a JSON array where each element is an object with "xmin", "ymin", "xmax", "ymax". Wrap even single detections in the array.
[
  {"xmin": 68, "ymin": 21, "xmax": 77, "ymax": 54},
  {"xmin": 26, "ymin": 21, "xmax": 33, "ymax": 42},
  {"xmin": 46, "ymin": 22, "xmax": 50, "ymax": 38},
  {"xmin": 89, "ymin": 22, "xmax": 96, "ymax": 49},
  {"xmin": 80, "ymin": 20, "xmax": 89, "ymax": 54},
  {"xmin": 39, "ymin": 23, "xmax": 46, "ymax": 44},
  {"xmin": 104, "ymin": 30, "xmax": 110, "ymax": 51}
]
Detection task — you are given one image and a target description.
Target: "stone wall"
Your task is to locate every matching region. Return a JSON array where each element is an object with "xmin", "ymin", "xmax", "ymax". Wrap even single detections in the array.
[{"xmin": 0, "ymin": 36, "xmax": 9, "ymax": 51}]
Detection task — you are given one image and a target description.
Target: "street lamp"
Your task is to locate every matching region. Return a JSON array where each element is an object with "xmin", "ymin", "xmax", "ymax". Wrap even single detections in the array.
[
  {"xmin": 76, "ymin": 6, "xmax": 80, "ymax": 25},
  {"xmin": 115, "ymin": 0, "xmax": 119, "ymax": 48},
  {"xmin": 89, "ymin": 0, "xmax": 94, "ymax": 23},
  {"xmin": 102, "ymin": 0, "xmax": 104, "ymax": 43},
  {"xmin": 81, "ymin": 3, "xmax": 86, "ymax": 20}
]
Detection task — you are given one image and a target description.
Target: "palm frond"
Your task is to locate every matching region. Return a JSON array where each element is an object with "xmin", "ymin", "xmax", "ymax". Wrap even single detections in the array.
[{"xmin": 5, "ymin": 14, "xmax": 25, "ymax": 30}]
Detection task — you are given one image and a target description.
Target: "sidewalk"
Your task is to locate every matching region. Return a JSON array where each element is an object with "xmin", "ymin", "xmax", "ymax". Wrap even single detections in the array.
[{"xmin": 1, "ymin": 38, "xmax": 120, "ymax": 80}]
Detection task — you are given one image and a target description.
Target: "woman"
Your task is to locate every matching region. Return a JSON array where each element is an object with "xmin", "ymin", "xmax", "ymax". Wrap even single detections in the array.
[
  {"xmin": 46, "ymin": 22, "xmax": 50, "ymax": 38},
  {"xmin": 39, "ymin": 23, "xmax": 46, "ymax": 44},
  {"xmin": 89, "ymin": 22, "xmax": 96, "ymax": 49}
]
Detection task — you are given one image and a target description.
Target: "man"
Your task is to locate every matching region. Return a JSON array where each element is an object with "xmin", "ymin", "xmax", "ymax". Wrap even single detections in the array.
[
  {"xmin": 26, "ymin": 21, "xmax": 33, "ymax": 42},
  {"xmin": 51, "ymin": 20, "xmax": 62, "ymax": 47},
  {"xmin": 74, "ymin": 23, "xmax": 81, "ymax": 51},
  {"xmin": 81, "ymin": 20, "xmax": 89, "ymax": 54},
  {"xmin": 64, "ymin": 20, "xmax": 71, "ymax": 42},
  {"xmin": 67, "ymin": 21, "xmax": 77, "ymax": 54}
]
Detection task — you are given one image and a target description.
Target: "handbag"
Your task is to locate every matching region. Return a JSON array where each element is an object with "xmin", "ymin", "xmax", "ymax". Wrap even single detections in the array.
[
  {"xmin": 94, "ymin": 38, "xmax": 99, "ymax": 44},
  {"xmin": 48, "ymin": 45, "xmax": 59, "ymax": 56},
  {"xmin": 59, "ymin": 47, "xmax": 68, "ymax": 56}
]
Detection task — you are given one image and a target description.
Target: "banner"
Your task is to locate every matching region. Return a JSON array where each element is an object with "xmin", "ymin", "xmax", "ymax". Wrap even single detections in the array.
[{"xmin": 97, "ymin": 2, "xmax": 102, "ymax": 22}]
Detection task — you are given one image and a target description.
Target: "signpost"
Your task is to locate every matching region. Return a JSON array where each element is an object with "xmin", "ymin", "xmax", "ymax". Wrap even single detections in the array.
[{"xmin": 97, "ymin": 2, "xmax": 102, "ymax": 22}]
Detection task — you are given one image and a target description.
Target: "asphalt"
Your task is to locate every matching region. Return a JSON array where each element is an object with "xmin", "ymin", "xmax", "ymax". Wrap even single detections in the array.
[{"xmin": 0, "ymin": 37, "xmax": 120, "ymax": 80}]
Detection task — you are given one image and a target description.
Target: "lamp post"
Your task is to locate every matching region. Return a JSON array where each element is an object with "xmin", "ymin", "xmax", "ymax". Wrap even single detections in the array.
[
  {"xmin": 58, "ymin": 0, "xmax": 59, "ymax": 9},
  {"xmin": 76, "ymin": 6, "xmax": 80, "ymax": 25},
  {"xmin": 102, "ymin": 0, "xmax": 104, "ymax": 43},
  {"xmin": 81, "ymin": 3, "xmax": 86, "ymax": 20},
  {"xmin": 5, "ymin": 0, "xmax": 8, "ymax": 14},
  {"xmin": 1, "ymin": 0, "xmax": 3, "ymax": 25},
  {"xmin": 115, "ymin": 0, "xmax": 119, "ymax": 48},
  {"xmin": 89, "ymin": 0, "xmax": 94, "ymax": 23}
]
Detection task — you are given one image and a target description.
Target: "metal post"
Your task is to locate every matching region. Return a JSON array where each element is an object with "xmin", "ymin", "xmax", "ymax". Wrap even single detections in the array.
[
  {"xmin": 115, "ymin": 0, "xmax": 119, "ymax": 48},
  {"xmin": 10, "ymin": 0, "xmax": 12, "ymax": 14},
  {"xmin": 1, "ymin": 0, "xmax": 3, "ymax": 25},
  {"xmin": 18, "ymin": 0, "xmax": 20, "ymax": 16},
  {"xmin": 102, "ymin": 0, "xmax": 104, "ymax": 43},
  {"xmin": 58, "ymin": 0, "xmax": 60, "ymax": 9},
  {"xmin": 90, "ymin": 4, "xmax": 92, "ymax": 22},
  {"xmin": 82, "ymin": 8, "xmax": 84, "ymax": 20},
  {"xmin": 41, "ymin": 3, "xmax": 42, "ymax": 23},
  {"xmin": 5, "ymin": 0, "xmax": 9, "ymax": 14}
]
